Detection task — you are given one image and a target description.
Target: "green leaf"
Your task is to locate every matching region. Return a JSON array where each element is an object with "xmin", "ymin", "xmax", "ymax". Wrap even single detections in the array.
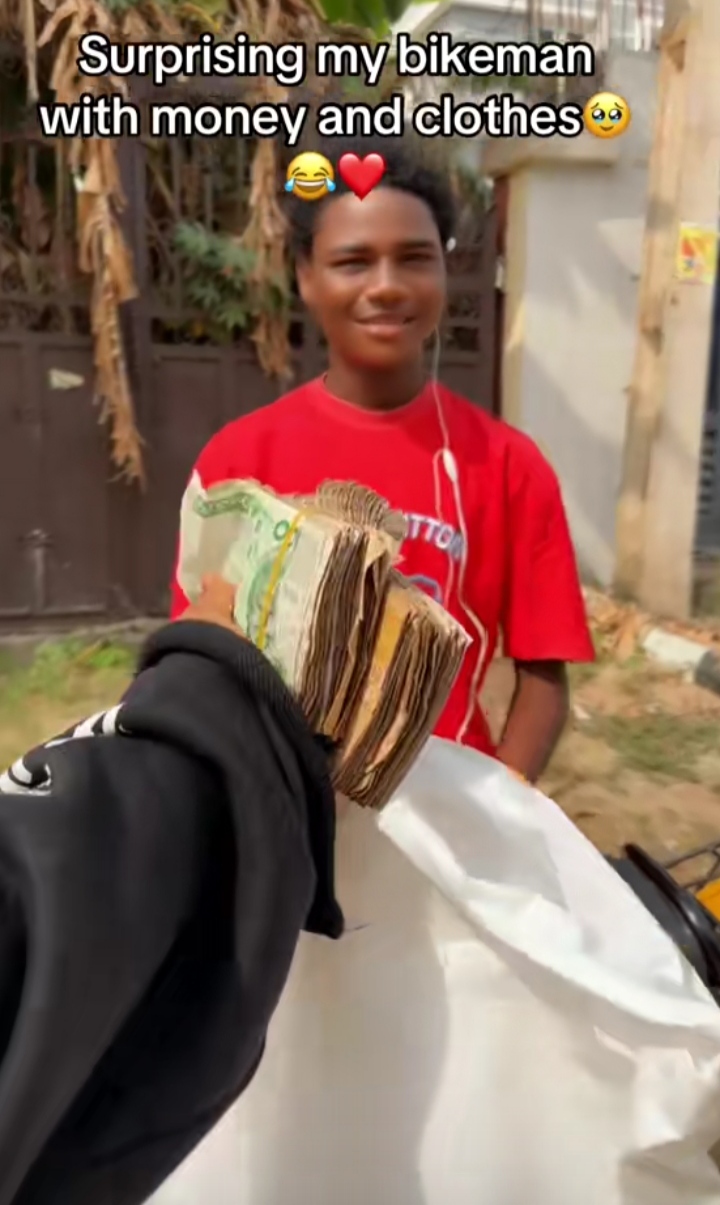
[
  {"xmin": 316, "ymin": 0, "xmax": 411, "ymax": 36},
  {"xmin": 171, "ymin": 221, "xmax": 278, "ymax": 336}
]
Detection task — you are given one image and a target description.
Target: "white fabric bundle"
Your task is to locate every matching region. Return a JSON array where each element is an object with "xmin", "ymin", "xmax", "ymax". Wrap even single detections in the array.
[{"xmin": 153, "ymin": 738, "xmax": 720, "ymax": 1205}]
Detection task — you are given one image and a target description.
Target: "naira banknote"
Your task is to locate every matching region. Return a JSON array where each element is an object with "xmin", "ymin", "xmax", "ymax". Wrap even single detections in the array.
[{"xmin": 177, "ymin": 475, "xmax": 470, "ymax": 809}]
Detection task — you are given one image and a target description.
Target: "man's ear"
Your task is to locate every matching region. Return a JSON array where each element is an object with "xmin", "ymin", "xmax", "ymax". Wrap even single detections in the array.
[{"xmin": 296, "ymin": 257, "xmax": 315, "ymax": 312}]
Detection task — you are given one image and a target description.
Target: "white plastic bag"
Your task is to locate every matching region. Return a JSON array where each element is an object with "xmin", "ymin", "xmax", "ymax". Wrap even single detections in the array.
[{"xmin": 153, "ymin": 738, "xmax": 720, "ymax": 1205}]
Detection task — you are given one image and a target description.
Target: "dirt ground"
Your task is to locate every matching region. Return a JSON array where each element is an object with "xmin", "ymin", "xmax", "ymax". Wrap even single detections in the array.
[
  {"xmin": 484, "ymin": 654, "xmax": 720, "ymax": 864},
  {"xmin": 1, "ymin": 631, "xmax": 719, "ymax": 872}
]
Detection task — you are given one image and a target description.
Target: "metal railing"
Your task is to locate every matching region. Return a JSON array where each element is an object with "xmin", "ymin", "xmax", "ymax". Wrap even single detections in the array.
[{"xmin": 528, "ymin": 0, "xmax": 665, "ymax": 52}]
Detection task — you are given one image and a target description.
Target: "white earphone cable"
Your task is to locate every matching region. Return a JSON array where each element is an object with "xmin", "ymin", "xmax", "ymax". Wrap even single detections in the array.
[{"xmin": 430, "ymin": 331, "xmax": 489, "ymax": 745}]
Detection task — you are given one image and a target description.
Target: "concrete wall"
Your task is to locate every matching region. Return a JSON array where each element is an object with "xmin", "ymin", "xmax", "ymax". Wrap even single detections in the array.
[{"xmin": 488, "ymin": 52, "xmax": 659, "ymax": 587}]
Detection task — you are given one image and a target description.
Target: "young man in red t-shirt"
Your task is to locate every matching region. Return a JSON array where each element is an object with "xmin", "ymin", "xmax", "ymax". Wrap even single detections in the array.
[{"xmin": 171, "ymin": 137, "xmax": 594, "ymax": 782}]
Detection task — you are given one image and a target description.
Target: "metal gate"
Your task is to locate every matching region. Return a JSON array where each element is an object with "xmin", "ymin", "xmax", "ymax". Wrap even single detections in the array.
[
  {"xmin": 0, "ymin": 117, "xmax": 498, "ymax": 629},
  {"xmin": 696, "ymin": 264, "xmax": 720, "ymax": 555}
]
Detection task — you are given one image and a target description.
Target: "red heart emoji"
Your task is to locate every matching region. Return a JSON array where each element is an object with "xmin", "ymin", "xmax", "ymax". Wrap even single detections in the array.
[{"xmin": 337, "ymin": 153, "xmax": 386, "ymax": 200}]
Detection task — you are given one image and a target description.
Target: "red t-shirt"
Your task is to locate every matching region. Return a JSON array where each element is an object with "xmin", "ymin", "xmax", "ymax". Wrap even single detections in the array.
[{"xmin": 170, "ymin": 378, "xmax": 594, "ymax": 756}]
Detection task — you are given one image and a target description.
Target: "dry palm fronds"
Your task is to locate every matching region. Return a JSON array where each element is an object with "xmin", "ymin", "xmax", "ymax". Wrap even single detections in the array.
[
  {"xmin": 39, "ymin": 0, "xmax": 117, "ymax": 103},
  {"xmin": 34, "ymin": 0, "xmax": 186, "ymax": 482},
  {"xmin": 242, "ymin": 137, "xmax": 291, "ymax": 377},
  {"xmin": 583, "ymin": 587, "xmax": 652, "ymax": 660},
  {"xmin": 6, "ymin": 0, "xmax": 346, "ymax": 475},
  {"xmin": 232, "ymin": 0, "xmax": 323, "ymax": 377},
  {"xmin": 36, "ymin": 0, "xmax": 151, "ymax": 480},
  {"xmin": 21, "ymin": 0, "xmax": 38, "ymax": 100},
  {"xmin": 76, "ymin": 139, "xmax": 143, "ymax": 483}
]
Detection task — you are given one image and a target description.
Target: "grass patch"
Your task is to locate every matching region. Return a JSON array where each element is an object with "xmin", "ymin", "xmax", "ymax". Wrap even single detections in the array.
[
  {"xmin": 0, "ymin": 639, "xmax": 136, "ymax": 705},
  {"xmin": 617, "ymin": 650, "xmax": 648, "ymax": 673},
  {"xmin": 0, "ymin": 639, "xmax": 136, "ymax": 771},
  {"xmin": 615, "ymin": 654, "xmax": 655, "ymax": 698},
  {"xmin": 592, "ymin": 712, "xmax": 719, "ymax": 780}
]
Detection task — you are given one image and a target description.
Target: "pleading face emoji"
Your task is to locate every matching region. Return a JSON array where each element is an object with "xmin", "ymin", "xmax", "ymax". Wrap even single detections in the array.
[{"xmin": 583, "ymin": 93, "xmax": 631, "ymax": 139}]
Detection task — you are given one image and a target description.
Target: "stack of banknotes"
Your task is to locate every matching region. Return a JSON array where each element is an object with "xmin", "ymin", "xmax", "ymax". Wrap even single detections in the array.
[{"xmin": 177, "ymin": 476, "xmax": 469, "ymax": 810}]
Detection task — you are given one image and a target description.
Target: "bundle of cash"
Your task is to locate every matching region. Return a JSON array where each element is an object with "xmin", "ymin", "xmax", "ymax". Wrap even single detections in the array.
[{"xmin": 177, "ymin": 475, "xmax": 470, "ymax": 810}]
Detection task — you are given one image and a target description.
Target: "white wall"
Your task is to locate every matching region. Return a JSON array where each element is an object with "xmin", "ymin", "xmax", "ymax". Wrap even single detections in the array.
[
  {"xmin": 430, "ymin": 5, "xmax": 528, "ymax": 41},
  {"xmin": 511, "ymin": 51, "xmax": 658, "ymax": 586}
]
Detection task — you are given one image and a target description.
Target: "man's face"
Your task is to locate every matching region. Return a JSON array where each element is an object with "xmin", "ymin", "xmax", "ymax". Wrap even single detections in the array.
[{"xmin": 296, "ymin": 187, "xmax": 446, "ymax": 373}]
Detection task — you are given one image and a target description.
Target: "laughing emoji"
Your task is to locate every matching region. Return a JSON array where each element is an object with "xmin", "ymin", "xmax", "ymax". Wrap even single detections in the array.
[
  {"xmin": 285, "ymin": 152, "xmax": 336, "ymax": 202},
  {"xmin": 584, "ymin": 92, "xmax": 631, "ymax": 139}
]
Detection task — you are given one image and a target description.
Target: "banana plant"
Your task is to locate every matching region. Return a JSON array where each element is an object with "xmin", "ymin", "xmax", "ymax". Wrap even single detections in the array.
[{"xmin": 316, "ymin": 0, "xmax": 418, "ymax": 39}]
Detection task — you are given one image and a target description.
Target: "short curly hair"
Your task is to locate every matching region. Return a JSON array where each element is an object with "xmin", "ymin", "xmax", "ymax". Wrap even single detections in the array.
[{"xmin": 284, "ymin": 134, "xmax": 456, "ymax": 260}]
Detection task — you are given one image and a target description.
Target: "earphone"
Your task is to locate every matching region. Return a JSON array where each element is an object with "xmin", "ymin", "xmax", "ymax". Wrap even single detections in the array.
[
  {"xmin": 441, "ymin": 447, "xmax": 459, "ymax": 485},
  {"xmin": 430, "ymin": 330, "xmax": 489, "ymax": 745}
]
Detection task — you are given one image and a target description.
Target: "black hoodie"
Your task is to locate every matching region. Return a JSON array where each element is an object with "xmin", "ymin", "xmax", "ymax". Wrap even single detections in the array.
[{"xmin": 0, "ymin": 621, "xmax": 343, "ymax": 1205}]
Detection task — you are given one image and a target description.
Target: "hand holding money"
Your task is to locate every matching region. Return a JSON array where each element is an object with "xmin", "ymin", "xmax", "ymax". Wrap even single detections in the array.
[
  {"xmin": 177, "ymin": 477, "xmax": 470, "ymax": 810},
  {"xmin": 178, "ymin": 574, "xmax": 243, "ymax": 633}
]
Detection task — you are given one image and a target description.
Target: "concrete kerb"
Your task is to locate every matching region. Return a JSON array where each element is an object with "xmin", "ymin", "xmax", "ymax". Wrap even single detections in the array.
[
  {"xmin": 0, "ymin": 620, "xmax": 162, "ymax": 668},
  {"xmin": 641, "ymin": 628, "xmax": 720, "ymax": 697}
]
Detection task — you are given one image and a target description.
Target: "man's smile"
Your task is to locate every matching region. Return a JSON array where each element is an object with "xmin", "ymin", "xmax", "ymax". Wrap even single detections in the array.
[
  {"xmin": 357, "ymin": 314, "xmax": 415, "ymax": 338},
  {"xmin": 357, "ymin": 313, "xmax": 414, "ymax": 325}
]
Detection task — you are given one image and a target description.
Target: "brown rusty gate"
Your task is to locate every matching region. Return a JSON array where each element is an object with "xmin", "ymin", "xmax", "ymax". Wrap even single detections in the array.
[
  {"xmin": 0, "ymin": 123, "xmax": 498, "ymax": 630},
  {"xmin": 697, "ymin": 253, "xmax": 720, "ymax": 556}
]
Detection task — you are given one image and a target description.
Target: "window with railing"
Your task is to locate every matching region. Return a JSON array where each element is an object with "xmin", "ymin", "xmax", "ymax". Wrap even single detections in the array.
[{"xmin": 393, "ymin": 0, "xmax": 665, "ymax": 112}]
